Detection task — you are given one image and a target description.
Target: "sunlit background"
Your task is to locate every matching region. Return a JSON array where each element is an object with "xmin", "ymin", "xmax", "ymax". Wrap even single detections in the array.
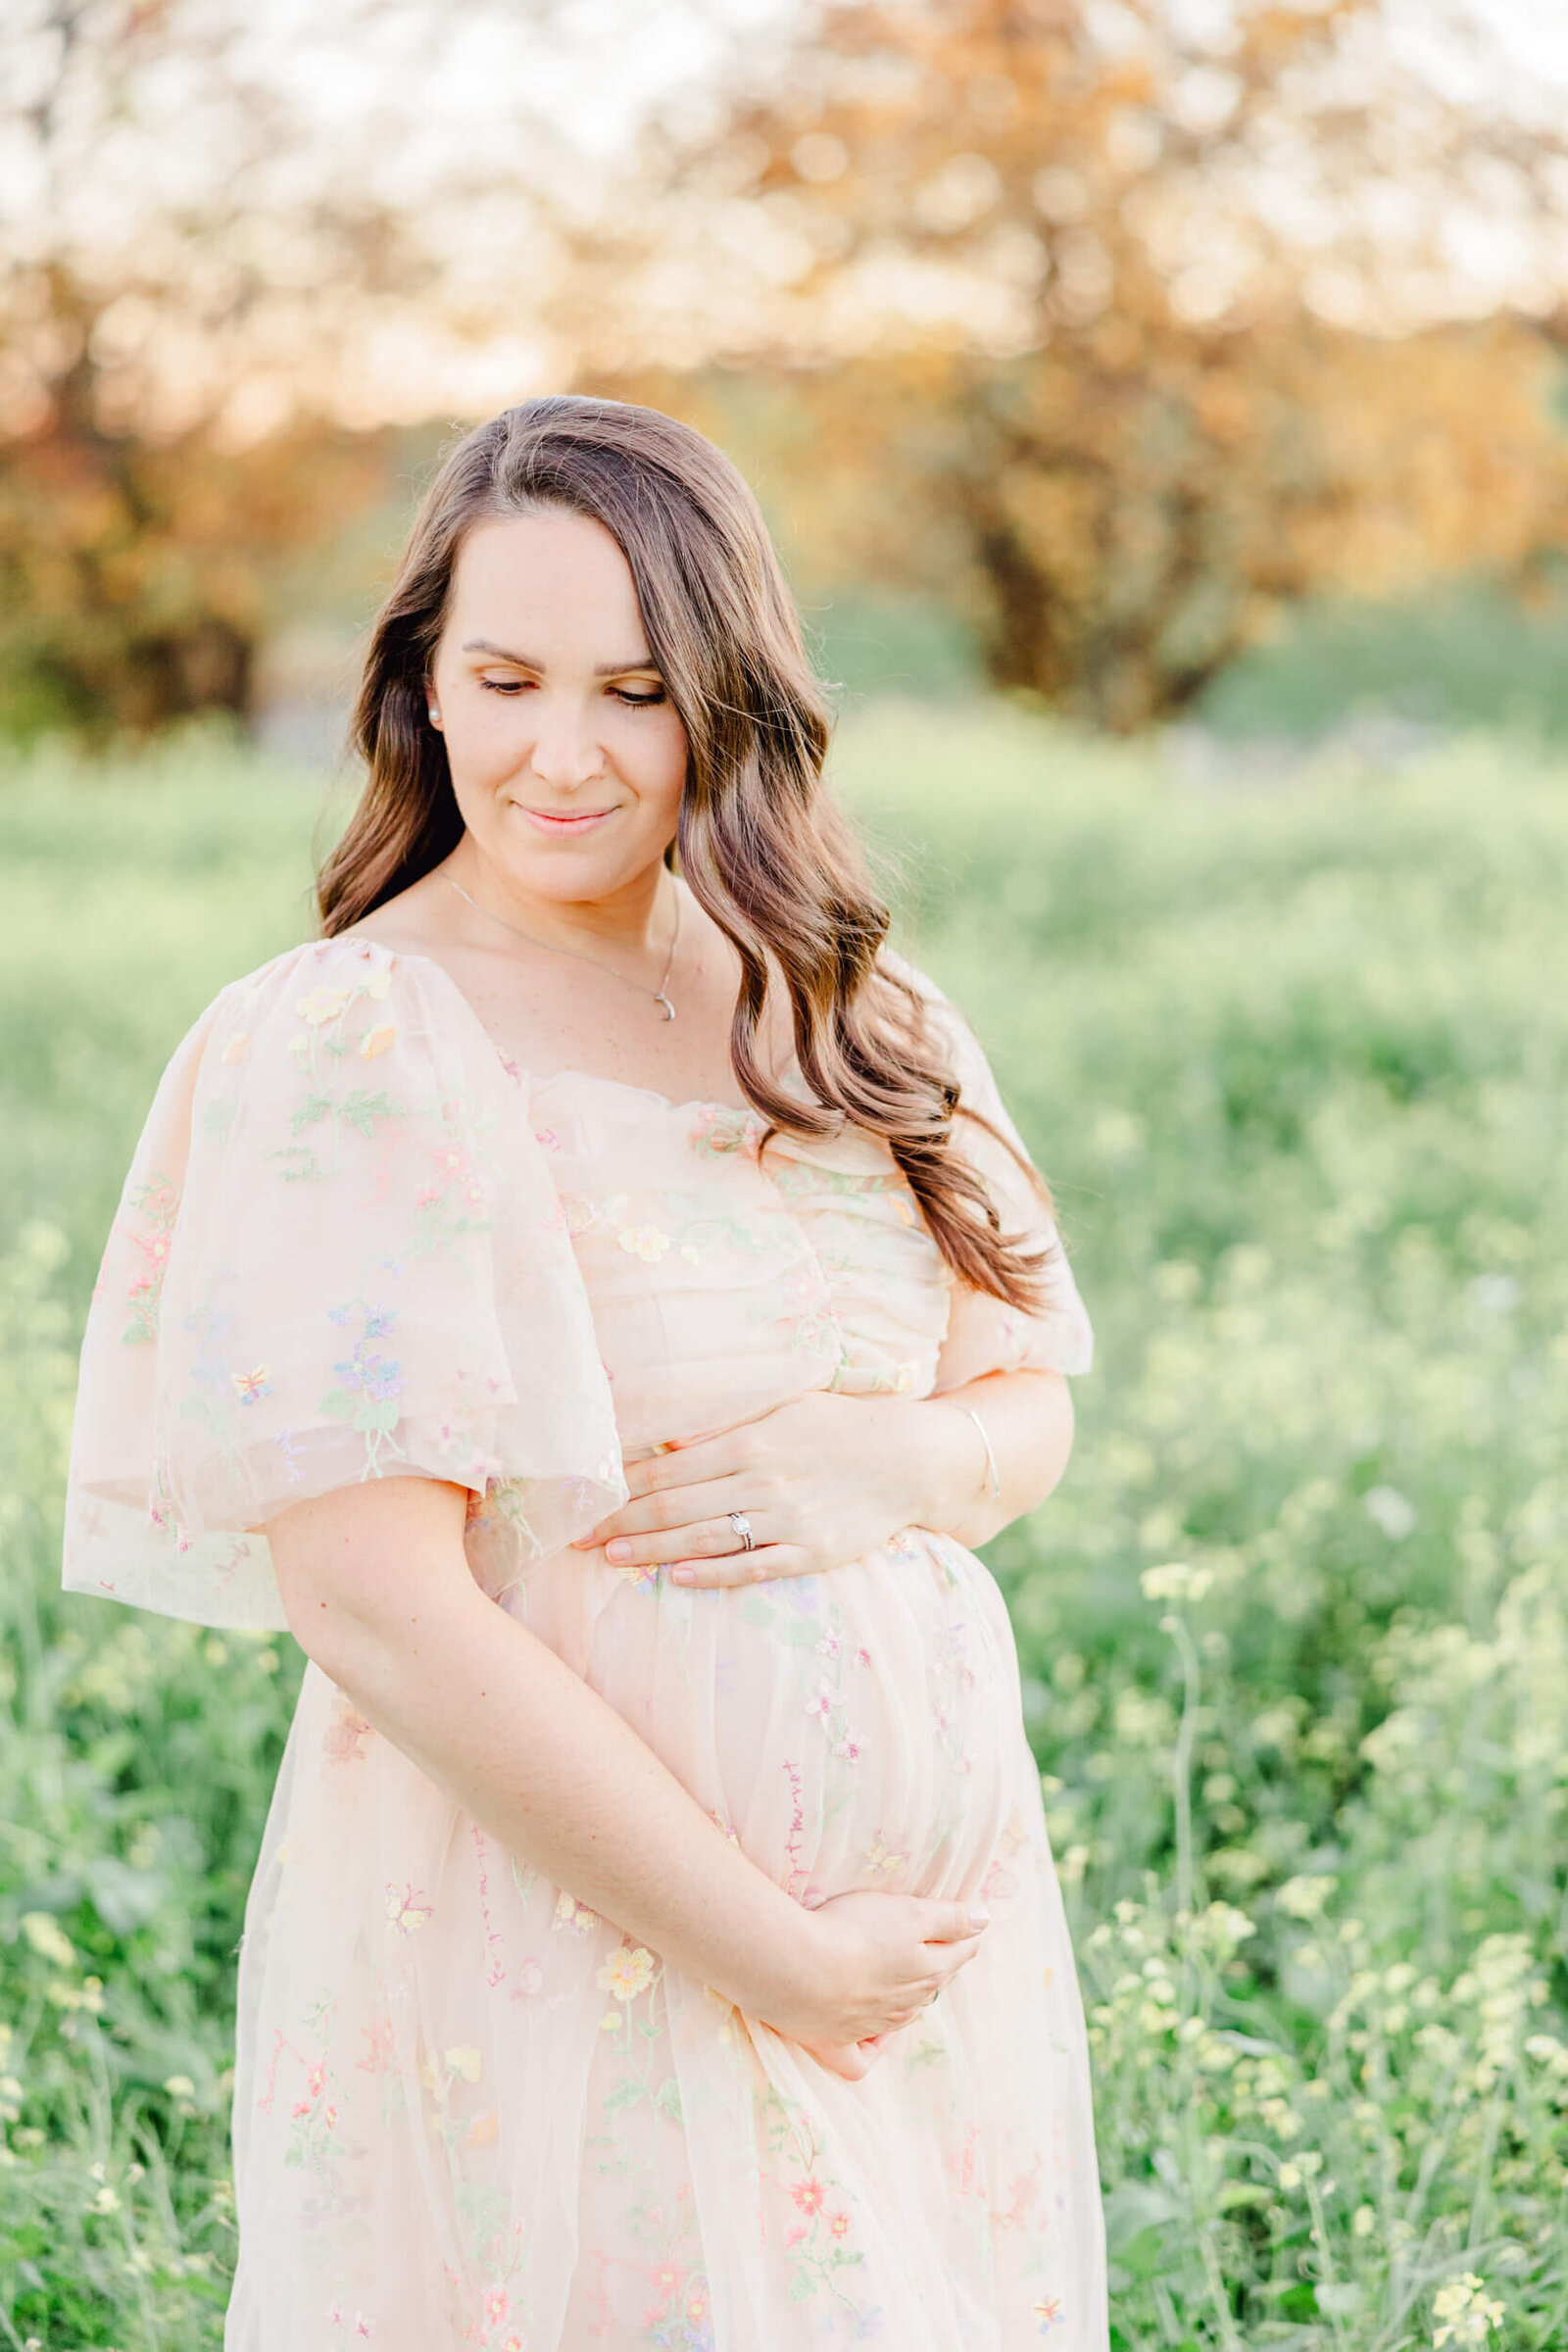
[{"xmin": 3, "ymin": 5, "xmax": 1568, "ymax": 2347}]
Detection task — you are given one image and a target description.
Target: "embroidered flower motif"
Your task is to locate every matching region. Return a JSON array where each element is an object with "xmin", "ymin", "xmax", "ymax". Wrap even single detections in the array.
[
  {"xmin": 553, "ymin": 1890, "xmax": 597, "ymax": 1936},
  {"xmin": 806, "ymin": 1682, "xmax": 836, "ymax": 1727},
  {"xmin": 1033, "ymin": 2295, "xmax": 1065, "ymax": 2330},
  {"xmin": 295, "ymin": 985, "xmax": 351, "ymax": 1027},
  {"xmin": 831, "ymin": 1728, "xmax": 867, "ymax": 1763},
  {"xmin": 385, "ymin": 1883, "xmax": 433, "ymax": 1934},
  {"xmin": 679, "ymin": 1243, "xmax": 702, "ymax": 1263},
  {"xmin": 790, "ymin": 2176, "xmax": 827, "ymax": 2217},
  {"xmin": 230, "ymin": 1364, "xmax": 272, "ymax": 1404},
  {"xmin": 323, "ymin": 1704, "xmax": 372, "ymax": 1765},
  {"xmin": 359, "ymin": 1023, "xmax": 398, "ymax": 1059},
  {"xmin": 220, "ymin": 1031, "xmax": 252, "ymax": 1066},
  {"xmin": 443, "ymin": 2044, "xmax": 482, "ymax": 2082},
  {"xmin": 617, "ymin": 1224, "xmax": 670, "ymax": 1262},
  {"xmin": 596, "ymin": 1944, "xmax": 658, "ymax": 2001},
  {"xmin": 466, "ymin": 2108, "xmax": 499, "ymax": 2146},
  {"xmin": 828, "ymin": 2210, "xmax": 851, "ymax": 2239}
]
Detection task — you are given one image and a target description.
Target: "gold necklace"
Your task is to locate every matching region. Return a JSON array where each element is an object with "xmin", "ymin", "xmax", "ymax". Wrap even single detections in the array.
[{"xmin": 446, "ymin": 870, "xmax": 681, "ymax": 1021}]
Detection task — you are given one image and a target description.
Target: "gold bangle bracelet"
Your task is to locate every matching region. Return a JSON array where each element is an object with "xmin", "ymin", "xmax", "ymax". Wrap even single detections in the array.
[{"xmin": 956, "ymin": 1402, "xmax": 1002, "ymax": 1501}]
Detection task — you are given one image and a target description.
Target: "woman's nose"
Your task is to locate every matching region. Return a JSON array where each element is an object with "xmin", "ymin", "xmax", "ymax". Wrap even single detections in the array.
[{"xmin": 527, "ymin": 697, "xmax": 607, "ymax": 790}]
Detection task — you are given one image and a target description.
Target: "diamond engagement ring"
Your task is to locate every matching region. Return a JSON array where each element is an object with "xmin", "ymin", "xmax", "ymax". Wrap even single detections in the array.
[{"xmin": 727, "ymin": 1511, "xmax": 756, "ymax": 1552}]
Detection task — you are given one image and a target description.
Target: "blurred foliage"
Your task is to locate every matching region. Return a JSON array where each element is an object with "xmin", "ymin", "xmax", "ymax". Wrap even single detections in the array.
[
  {"xmin": 0, "ymin": 315, "xmax": 392, "ymax": 738},
  {"xmin": 1, "ymin": 707, "xmax": 1565, "ymax": 2342},
  {"xmin": 1194, "ymin": 575, "xmax": 1568, "ymax": 742},
  {"xmin": 602, "ymin": 0, "xmax": 1568, "ymax": 728},
  {"xmin": 9, "ymin": 1, "xmax": 1568, "ymax": 736}
]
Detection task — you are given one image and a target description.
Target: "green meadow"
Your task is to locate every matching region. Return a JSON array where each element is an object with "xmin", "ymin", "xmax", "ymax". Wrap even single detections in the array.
[{"xmin": 1, "ymin": 706, "xmax": 1564, "ymax": 2348}]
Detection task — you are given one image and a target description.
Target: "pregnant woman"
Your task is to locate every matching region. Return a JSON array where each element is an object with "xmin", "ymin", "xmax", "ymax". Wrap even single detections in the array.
[{"xmin": 63, "ymin": 397, "xmax": 1107, "ymax": 2350}]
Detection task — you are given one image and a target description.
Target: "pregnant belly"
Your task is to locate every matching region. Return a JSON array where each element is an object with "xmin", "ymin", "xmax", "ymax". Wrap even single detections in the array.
[{"xmin": 512, "ymin": 1527, "xmax": 1024, "ymax": 1908}]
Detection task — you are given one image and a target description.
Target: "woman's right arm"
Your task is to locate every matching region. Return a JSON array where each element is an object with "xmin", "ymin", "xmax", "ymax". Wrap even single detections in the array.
[{"xmin": 268, "ymin": 1474, "xmax": 987, "ymax": 2081}]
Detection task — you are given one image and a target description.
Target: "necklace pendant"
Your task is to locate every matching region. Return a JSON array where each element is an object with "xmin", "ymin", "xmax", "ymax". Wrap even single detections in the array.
[{"xmin": 654, "ymin": 992, "xmax": 676, "ymax": 1022}]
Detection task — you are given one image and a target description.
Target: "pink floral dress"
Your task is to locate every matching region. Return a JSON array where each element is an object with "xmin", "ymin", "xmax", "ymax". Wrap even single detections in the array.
[{"xmin": 63, "ymin": 935, "xmax": 1107, "ymax": 2352}]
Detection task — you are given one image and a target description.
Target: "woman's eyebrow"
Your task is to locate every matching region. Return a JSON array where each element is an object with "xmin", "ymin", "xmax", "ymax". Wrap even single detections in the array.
[{"xmin": 461, "ymin": 638, "xmax": 661, "ymax": 676}]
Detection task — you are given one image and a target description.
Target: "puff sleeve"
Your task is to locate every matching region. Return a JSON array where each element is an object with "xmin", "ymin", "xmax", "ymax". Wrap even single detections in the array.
[
  {"xmin": 61, "ymin": 938, "xmax": 627, "ymax": 1631},
  {"xmin": 896, "ymin": 960, "xmax": 1094, "ymax": 1393}
]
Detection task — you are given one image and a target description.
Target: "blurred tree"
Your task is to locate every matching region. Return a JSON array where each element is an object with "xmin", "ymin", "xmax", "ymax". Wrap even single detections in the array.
[
  {"xmin": 0, "ymin": 0, "xmax": 569, "ymax": 738},
  {"xmin": 0, "ymin": 3, "xmax": 404, "ymax": 733},
  {"xmin": 588, "ymin": 0, "xmax": 1568, "ymax": 726}
]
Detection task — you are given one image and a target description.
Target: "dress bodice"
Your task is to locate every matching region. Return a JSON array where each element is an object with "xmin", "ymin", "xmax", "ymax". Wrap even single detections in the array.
[{"xmin": 61, "ymin": 936, "xmax": 1090, "ymax": 1631}]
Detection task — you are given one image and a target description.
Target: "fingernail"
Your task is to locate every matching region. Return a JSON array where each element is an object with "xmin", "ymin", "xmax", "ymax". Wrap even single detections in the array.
[
  {"xmin": 671, "ymin": 1567, "xmax": 695, "ymax": 1585},
  {"xmin": 968, "ymin": 1906, "xmax": 992, "ymax": 1930},
  {"xmin": 605, "ymin": 1539, "xmax": 631, "ymax": 1562}
]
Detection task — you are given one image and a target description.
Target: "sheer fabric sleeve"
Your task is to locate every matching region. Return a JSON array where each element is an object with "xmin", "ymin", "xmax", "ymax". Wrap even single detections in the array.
[
  {"xmin": 887, "ymin": 958, "xmax": 1094, "ymax": 1394},
  {"xmin": 62, "ymin": 937, "xmax": 626, "ymax": 1631}
]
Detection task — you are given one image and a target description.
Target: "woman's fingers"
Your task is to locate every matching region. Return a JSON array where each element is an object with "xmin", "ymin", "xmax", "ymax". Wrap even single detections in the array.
[
  {"xmin": 670, "ymin": 1544, "xmax": 809, "ymax": 1589},
  {"xmin": 920, "ymin": 1901, "xmax": 992, "ymax": 1945}
]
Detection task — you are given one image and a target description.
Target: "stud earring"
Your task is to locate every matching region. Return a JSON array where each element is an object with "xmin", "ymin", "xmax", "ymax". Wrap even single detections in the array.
[{"xmin": 427, "ymin": 706, "xmax": 441, "ymax": 727}]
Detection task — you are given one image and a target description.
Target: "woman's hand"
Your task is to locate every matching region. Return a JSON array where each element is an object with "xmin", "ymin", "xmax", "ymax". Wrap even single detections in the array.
[
  {"xmin": 571, "ymin": 1370, "xmax": 1074, "ymax": 1586},
  {"xmin": 572, "ymin": 1391, "xmax": 967, "ymax": 1588},
  {"xmin": 749, "ymin": 1889, "xmax": 991, "ymax": 2082}
]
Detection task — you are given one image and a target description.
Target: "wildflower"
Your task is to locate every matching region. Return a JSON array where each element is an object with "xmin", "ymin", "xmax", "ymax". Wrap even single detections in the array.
[
  {"xmin": 20, "ymin": 1913, "xmax": 73, "ymax": 1969},
  {"xmin": 791, "ymin": 2176, "xmax": 827, "ymax": 2216},
  {"xmin": 1139, "ymin": 1561, "xmax": 1213, "ymax": 1604},
  {"xmin": 1276, "ymin": 1875, "xmax": 1337, "ymax": 1921},
  {"xmin": 1432, "ymin": 2273, "xmax": 1504, "ymax": 2347},
  {"xmin": 231, "ymin": 1364, "xmax": 273, "ymax": 1404},
  {"xmin": 1364, "ymin": 1486, "xmax": 1416, "ymax": 1541},
  {"xmin": 443, "ymin": 2046, "xmax": 482, "ymax": 2082}
]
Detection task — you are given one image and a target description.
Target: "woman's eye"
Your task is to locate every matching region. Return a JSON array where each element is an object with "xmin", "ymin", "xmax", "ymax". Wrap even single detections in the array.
[
  {"xmin": 478, "ymin": 677, "xmax": 527, "ymax": 695},
  {"xmin": 615, "ymin": 691, "xmax": 665, "ymax": 708}
]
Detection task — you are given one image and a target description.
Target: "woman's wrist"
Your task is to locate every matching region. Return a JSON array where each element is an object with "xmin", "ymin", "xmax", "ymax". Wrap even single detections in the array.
[{"xmin": 884, "ymin": 1391, "xmax": 997, "ymax": 1543}]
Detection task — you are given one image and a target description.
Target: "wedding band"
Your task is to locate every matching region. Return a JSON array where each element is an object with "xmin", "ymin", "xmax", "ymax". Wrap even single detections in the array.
[{"xmin": 727, "ymin": 1510, "xmax": 756, "ymax": 1552}]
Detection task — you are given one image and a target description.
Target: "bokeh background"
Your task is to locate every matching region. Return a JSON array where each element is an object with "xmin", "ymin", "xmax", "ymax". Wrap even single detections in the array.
[{"xmin": 3, "ymin": 3, "xmax": 1567, "ymax": 2345}]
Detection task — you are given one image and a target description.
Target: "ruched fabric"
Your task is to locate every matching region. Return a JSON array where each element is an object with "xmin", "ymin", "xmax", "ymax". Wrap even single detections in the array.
[{"xmin": 62, "ymin": 935, "xmax": 1106, "ymax": 2352}]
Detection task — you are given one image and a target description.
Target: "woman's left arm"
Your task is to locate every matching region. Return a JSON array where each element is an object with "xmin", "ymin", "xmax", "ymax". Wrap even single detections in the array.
[{"xmin": 572, "ymin": 1369, "xmax": 1074, "ymax": 1588}]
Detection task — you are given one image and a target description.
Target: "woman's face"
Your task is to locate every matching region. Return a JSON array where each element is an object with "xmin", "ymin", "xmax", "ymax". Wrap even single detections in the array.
[{"xmin": 427, "ymin": 508, "xmax": 689, "ymax": 908}]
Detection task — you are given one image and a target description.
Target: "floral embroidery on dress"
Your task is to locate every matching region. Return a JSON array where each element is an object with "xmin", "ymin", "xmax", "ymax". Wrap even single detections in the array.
[
  {"xmin": 759, "ymin": 2083, "xmax": 875, "ymax": 2324},
  {"xmin": 119, "ymin": 1172, "xmax": 179, "ymax": 1344},
  {"xmin": 690, "ymin": 1102, "xmax": 763, "ymax": 1160},
  {"xmin": 618, "ymin": 1224, "xmax": 671, "ymax": 1262},
  {"xmin": 64, "ymin": 938, "xmax": 1104, "ymax": 2348},
  {"xmin": 319, "ymin": 1301, "xmax": 405, "ymax": 1469}
]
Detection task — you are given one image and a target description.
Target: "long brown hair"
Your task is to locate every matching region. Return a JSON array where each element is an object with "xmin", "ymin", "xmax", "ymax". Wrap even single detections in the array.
[{"xmin": 318, "ymin": 395, "xmax": 1056, "ymax": 1311}]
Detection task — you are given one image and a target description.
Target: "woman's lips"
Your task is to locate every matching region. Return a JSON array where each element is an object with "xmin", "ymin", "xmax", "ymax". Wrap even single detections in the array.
[{"xmin": 517, "ymin": 806, "xmax": 617, "ymax": 834}]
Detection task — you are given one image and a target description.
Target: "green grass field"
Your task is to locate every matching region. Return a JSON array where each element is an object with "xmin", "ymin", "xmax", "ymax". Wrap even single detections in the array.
[{"xmin": 1, "ymin": 706, "xmax": 1565, "ymax": 2349}]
